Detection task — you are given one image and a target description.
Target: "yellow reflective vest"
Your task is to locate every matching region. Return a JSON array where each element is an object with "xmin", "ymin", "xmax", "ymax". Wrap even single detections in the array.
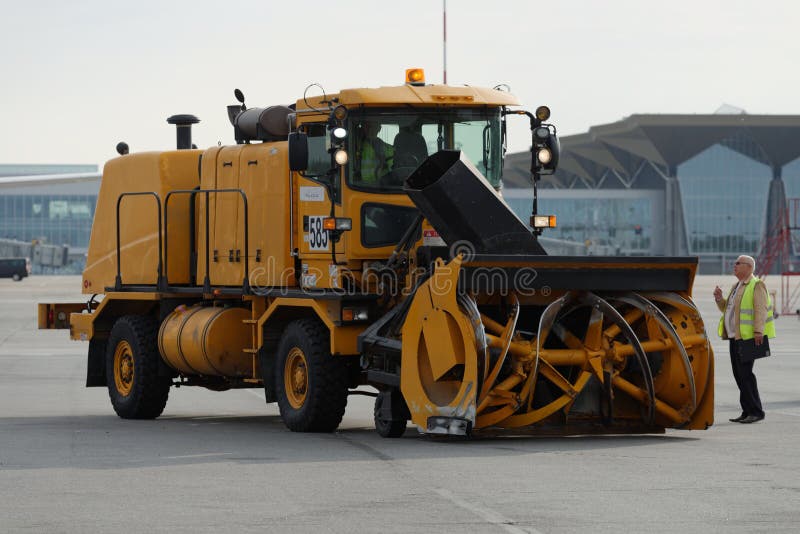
[
  {"xmin": 717, "ymin": 277, "xmax": 776, "ymax": 340},
  {"xmin": 358, "ymin": 138, "xmax": 394, "ymax": 183}
]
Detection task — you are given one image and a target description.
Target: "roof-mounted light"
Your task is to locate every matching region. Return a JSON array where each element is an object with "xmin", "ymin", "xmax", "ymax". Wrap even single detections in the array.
[
  {"xmin": 405, "ymin": 68, "xmax": 426, "ymax": 86},
  {"xmin": 535, "ymin": 105, "xmax": 551, "ymax": 121},
  {"xmin": 333, "ymin": 105, "xmax": 347, "ymax": 121}
]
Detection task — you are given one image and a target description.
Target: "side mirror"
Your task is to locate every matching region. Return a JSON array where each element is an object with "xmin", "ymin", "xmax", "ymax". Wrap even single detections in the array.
[{"xmin": 288, "ymin": 132, "xmax": 309, "ymax": 171}]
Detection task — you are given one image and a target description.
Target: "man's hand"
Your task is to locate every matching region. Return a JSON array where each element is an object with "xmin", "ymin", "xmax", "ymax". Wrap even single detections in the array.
[
  {"xmin": 754, "ymin": 332, "xmax": 764, "ymax": 346},
  {"xmin": 713, "ymin": 286, "xmax": 723, "ymax": 301}
]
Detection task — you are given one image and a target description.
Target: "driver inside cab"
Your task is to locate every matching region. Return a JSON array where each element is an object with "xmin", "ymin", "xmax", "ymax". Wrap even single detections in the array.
[{"xmin": 355, "ymin": 122, "xmax": 395, "ymax": 184}]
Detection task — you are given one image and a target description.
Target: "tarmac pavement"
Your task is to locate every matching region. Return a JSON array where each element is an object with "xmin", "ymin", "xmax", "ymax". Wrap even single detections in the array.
[{"xmin": 1, "ymin": 275, "xmax": 798, "ymax": 533}]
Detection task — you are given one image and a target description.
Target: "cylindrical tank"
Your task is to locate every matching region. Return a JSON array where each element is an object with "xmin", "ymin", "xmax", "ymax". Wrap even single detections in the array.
[
  {"xmin": 158, "ymin": 305, "xmax": 252, "ymax": 377},
  {"xmin": 235, "ymin": 106, "xmax": 292, "ymax": 141}
]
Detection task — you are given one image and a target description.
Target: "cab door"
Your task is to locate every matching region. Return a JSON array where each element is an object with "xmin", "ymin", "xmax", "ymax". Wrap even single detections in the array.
[{"xmin": 293, "ymin": 121, "xmax": 346, "ymax": 289}]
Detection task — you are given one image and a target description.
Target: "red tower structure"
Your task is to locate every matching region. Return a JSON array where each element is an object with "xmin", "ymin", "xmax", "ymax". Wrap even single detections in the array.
[{"xmin": 756, "ymin": 198, "xmax": 800, "ymax": 315}]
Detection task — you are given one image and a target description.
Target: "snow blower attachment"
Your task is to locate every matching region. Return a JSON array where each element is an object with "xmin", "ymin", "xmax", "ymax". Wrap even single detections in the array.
[{"xmin": 392, "ymin": 150, "xmax": 713, "ymax": 436}]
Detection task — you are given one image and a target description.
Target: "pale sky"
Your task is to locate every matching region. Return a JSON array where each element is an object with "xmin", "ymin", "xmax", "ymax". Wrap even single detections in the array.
[{"xmin": 1, "ymin": 0, "xmax": 798, "ymax": 168}]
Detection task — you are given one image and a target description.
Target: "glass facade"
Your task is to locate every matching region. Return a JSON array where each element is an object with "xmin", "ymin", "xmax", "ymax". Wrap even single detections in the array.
[
  {"xmin": 678, "ymin": 144, "xmax": 769, "ymax": 255},
  {"xmin": 782, "ymin": 156, "xmax": 800, "ymax": 216},
  {"xmin": 504, "ymin": 192, "xmax": 659, "ymax": 255},
  {"xmin": 0, "ymin": 164, "xmax": 99, "ymax": 274},
  {"xmin": 0, "ymin": 194, "xmax": 96, "ymax": 247}
]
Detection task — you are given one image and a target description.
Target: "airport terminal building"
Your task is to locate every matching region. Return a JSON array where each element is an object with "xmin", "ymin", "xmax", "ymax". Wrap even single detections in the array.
[
  {"xmin": 503, "ymin": 111, "xmax": 800, "ymax": 273},
  {"xmin": 0, "ymin": 164, "xmax": 100, "ymax": 273}
]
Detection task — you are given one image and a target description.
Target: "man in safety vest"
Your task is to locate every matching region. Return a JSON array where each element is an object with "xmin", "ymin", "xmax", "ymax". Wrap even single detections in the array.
[
  {"xmin": 355, "ymin": 122, "xmax": 394, "ymax": 185},
  {"xmin": 713, "ymin": 255, "xmax": 774, "ymax": 424}
]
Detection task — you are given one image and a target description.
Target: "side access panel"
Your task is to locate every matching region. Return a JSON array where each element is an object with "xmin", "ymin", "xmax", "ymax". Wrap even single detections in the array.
[
  {"xmin": 211, "ymin": 145, "xmax": 244, "ymax": 286},
  {"xmin": 239, "ymin": 142, "xmax": 294, "ymax": 287}
]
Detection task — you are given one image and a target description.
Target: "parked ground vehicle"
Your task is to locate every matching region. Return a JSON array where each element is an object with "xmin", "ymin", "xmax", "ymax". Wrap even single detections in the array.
[
  {"xmin": 39, "ymin": 70, "xmax": 713, "ymax": 437},
  {"xmin": 1, "ymin": 257, "xmax": 30, "ymax": 281}
]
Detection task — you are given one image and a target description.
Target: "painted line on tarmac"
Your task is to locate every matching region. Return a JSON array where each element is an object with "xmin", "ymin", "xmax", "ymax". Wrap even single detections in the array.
[
  {"xmin": 433, "ymin": 488, "xmax": 540, "ymax": 534},
  {"xmin": 772, "ymin": 410, "xmax": 800, "ymax": 418},
  {"xmin": 164, "ymin": 452, "xmax": 234, "ymax": 459}
]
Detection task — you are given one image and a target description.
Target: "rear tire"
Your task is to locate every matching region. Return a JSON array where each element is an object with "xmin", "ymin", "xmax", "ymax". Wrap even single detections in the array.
[
  {"xmin": 11, "ymin": 273, "xmax": 21, "ymax": 282},
  {"xmin": 275, "ymin": 319, "xmax": 348, "ymax": 432},
  {"xmin": 106, "ymin": 315, "xmax": 171, "ymax": 419}
]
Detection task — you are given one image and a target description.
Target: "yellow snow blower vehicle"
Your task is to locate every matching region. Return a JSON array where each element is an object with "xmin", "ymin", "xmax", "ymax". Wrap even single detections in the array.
[{"xmin": 40, "ymin": 69, "xmax": 713, "ymax": 437}]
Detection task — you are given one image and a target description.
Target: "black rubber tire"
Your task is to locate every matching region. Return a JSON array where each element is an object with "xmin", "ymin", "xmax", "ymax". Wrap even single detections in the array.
[
  {"xmin": 11, "ymin": 273, "xmax": 21, "ymax": 282},
  {"xmin": 374, "ymin": 391, "xmax": 407, "ymax": 438},
  {"xmin": 106, "ymin": 315, "xmax": 171, "ymax": 419},
  {"xmin": 275, "ymin": 318, "xmax": 348, "ymax": 432}
]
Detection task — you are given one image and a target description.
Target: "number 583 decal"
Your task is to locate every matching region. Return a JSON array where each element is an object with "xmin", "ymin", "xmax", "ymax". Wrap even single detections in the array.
[{"xmin": 306, "ymin": 215, "xmax": 329, "ymax": 251}]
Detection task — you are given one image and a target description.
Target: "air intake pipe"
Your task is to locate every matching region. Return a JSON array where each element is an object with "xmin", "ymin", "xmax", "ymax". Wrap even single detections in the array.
[{"xmin": 166, "ymin": 114, "xmax": 200, "ymax": 149}]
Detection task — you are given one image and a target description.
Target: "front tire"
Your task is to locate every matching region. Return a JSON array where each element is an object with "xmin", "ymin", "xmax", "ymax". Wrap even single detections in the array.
[
  {"xmin": 106, "ymin": 315, "xmax": 171, "ymax": 419},
  {"xmin": 374, "ymin": 390, "xmax": 408, "ymax": 438},
  {"xmin": 275, "ymin": 319, "xmax": 348, "ymax": 432},
  {"xmin": 11, "ymin": 273, "xmax": 21, "ymax": 281}
]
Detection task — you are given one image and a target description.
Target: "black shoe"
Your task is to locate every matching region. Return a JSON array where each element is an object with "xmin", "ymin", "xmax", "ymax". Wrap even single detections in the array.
[
  {"xmin": 729, "ymin": 414, "xmax": 748, "ymax": 423},
  {"xmin": 740, "ymin": 414, "xmax": 765, "ymax": 424}
]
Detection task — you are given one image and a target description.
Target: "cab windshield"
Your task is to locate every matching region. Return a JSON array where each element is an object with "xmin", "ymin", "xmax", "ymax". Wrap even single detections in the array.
[{"xmin": 347, "ymin": 108, "xmax": 503, "ymax": 191}]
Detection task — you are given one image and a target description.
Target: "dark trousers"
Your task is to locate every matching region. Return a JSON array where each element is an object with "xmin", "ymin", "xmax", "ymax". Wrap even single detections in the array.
[{"xmin": 729, "ymin": 339, "xmax": 764, "ymax": 417}]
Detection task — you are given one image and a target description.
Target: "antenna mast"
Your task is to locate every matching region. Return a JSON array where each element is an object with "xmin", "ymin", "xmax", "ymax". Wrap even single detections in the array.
[{"xmin": 443, "ymin": 0, "xmax": 447, "ymax": 85}]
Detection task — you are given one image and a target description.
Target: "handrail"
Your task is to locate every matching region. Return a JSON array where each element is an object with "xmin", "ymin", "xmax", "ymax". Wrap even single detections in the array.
[
  {"xmin": 163, "ymin": 188, "xmax": 250, "ymax": 294},
  {"xmin": 115, "ymin": 192, "xmax": 163, "ymax": 291}
]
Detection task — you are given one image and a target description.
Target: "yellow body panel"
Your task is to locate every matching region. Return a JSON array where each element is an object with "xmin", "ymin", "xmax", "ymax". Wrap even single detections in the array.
[
  {"xmin": 343, "ymin": 189, "xmax": 417, "ymax": 259},
  {"xmin": 297, "ymin": 84, "xmax": 520, "ymax": 110},
  {"xmin": 257, "ymin": 298, "xmax": 363, "ymax": 356},
  {"xmin": 241, "ymin": 143, "xmax": 293, "ymax": 285},
  {"xmin": 70, "ymin": 312, "xmax": 94, "ymax": 341},
  {"xmin": 294, "ymin": 175, "xmax": 339, "ymax": 259},
  {"xmin": 82, "ymin": 150, "xmax": 201, "ymax": 292},
  {"xmin": 197, "ymin": 143, "xmax": 293, "ymax": 287}
]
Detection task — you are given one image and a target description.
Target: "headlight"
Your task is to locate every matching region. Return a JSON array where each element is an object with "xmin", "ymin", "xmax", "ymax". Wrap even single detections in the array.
[
  {"xmin": 332, "ymin": 127, "xmax": 347, "ymax": 140},
  {"xmin": 323, "ymin": 217, "xmax": 352, "ymax": 231},
  {"xmin": 532, "ymin": 215, "xmax": 557, "ymax": 228},
  {"xmin": 534, "ymin": 126, "xmax": 550, "ymax": 140},
  {"xmin": 342, "ymin": 306, "xmax": 369, "ymax": 322},
  {"xmin": 334, "ymin": 149, "xmax": 349, "ymax": 165},
  {"xmin": 537, "ymin": 147, "xmax": 552, "ymax": 164}
]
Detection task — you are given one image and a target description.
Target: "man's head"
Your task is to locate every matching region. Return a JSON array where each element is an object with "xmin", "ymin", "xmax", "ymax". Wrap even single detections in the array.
[
  {"xmin": 361, "ymin": 122, "xmax": 380, "ymax": 139},
  {"xmin": 734, "ymin": 255, "xmax": 755, "ymax": 281}
]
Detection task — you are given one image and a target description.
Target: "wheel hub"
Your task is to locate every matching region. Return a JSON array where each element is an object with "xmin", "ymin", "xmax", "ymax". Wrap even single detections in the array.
[
  {"xmin": 113, "ymin": 340, "xmax": 135, "ymax": 396},
  {"xmin": 284, "ymin": 348, "xmax": 308, "ymax": 409}
]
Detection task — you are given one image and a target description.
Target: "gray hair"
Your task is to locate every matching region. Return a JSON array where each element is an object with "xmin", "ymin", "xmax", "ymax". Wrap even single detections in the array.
[{"xmin": 738, "ymin": 255, "xmax": 756, "ymax": 269}]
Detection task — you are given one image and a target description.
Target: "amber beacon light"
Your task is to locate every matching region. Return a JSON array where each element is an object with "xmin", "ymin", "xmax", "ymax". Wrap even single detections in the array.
[{"xmin": 405, "ymin": 68, "xmax": 425, "ymax": 86}]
